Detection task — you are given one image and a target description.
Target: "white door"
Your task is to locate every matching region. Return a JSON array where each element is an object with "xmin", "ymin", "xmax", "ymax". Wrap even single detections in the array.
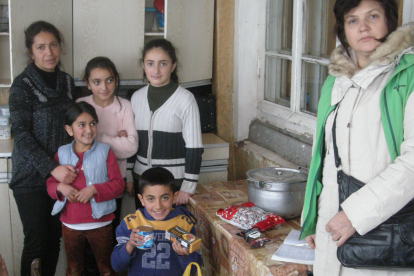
[
  {"xmin": 73, "ymin": 0, "xmax": 145, "ymax": 81},
  {"xmin": 0, "ymin": 183, "xmax": 13, "ymax": 275},
  {"xmin": 165, "ymin": 0, "xmax": 214, "ymax": 84},
  {"xmin": 10, "ymin": 0, "xmax": 73, "ymax": 78}
]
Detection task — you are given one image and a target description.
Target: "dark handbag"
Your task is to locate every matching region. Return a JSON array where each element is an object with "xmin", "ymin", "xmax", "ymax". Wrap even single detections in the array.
[{"xmin": 332, "ymin": 113, "xmax": 414, "ymax": 268}]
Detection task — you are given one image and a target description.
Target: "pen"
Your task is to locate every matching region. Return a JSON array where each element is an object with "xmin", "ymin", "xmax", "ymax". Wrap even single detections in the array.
[{"xmin": 294, "ymin": 243, "xmax": 310, "ymax": 247}]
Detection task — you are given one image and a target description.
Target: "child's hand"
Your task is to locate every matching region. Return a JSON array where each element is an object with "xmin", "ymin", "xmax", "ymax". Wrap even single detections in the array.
[
  {"xmin": 126, "ymin": 229, "xmax": 144, "ymax": 255},
  {"xmin": 172, "ymin": 241, "xmax": 190, "ymax": 256},
  {"xmin": 118, "ymin": 130, "xmax": 128, "ymax": 138},
  {"xmin": 51, "ymin": 165, "xmax": 77, "ymax": 184},
  {"xmin": 57, "ymin": 183, "xmax": 79, "ymax": 203},
  {"xmin": 75, "ymin": 185, "xmax": 97, "ymax": 203},
  {"xmin": 126, "ymin": 182, "xmax": 134, "ymax": 197},
  {"xmin": 175, "ymin": 191, "xmax": 191, "ymax": 205}
]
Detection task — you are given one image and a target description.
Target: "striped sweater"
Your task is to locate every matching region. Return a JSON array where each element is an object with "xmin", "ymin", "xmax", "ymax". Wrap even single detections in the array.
[{"xmin": 130, "ymin": 85, "xmax": 203, "ymax": 194}]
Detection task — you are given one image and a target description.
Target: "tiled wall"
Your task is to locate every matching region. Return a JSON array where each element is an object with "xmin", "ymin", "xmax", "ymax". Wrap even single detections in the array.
[{"xmin": 0, "ymin": 88, "xmax": 9, "ymax": 105}]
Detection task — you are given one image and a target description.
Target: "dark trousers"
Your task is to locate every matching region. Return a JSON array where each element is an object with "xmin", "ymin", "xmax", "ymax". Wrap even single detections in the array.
[
  {"xmin": 62, "ymin": 224, "xmax": 114, "ymax": 276},
  {"xmin": 14, "ymin": 191, "xmax": 62, "ymax": 276}
]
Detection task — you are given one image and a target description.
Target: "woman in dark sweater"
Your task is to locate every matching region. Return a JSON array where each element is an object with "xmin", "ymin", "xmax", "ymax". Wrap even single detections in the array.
[{"xmin": 9, "ymin": 21, "xmax": 77, "ymax": 276}]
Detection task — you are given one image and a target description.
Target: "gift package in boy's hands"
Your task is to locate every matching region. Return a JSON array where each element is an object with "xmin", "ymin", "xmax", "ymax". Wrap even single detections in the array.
[
  {"xmin": 165, "ymin": 226, "xmax": 201, "ymax": 253},
  {"xmin": 216, "ymin": 202, "xmax": 285, "ymax": 231}
]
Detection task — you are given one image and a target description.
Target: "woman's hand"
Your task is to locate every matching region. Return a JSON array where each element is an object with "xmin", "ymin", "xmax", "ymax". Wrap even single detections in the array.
[
  {"xmin": 51, "ymin": 165, "xmax": 77, "ymax": 184},
  {"xmin": 75, "ymin": 185, "xmax": 97, "ymax": 203},
  {"xmin": 126, "ymin": 229, "xmax": 144, "ymax": 255},
  {"xmin": 175, "ymin": 191, "xmax": 191, "ymax": 205},
  {"xmin": 325, "ymin": 210, "xmax": 356, "ymax": 246},
  {"xmin": 304, "ymin": 234, "xmax": 316, "ymax": 249},
  {"xmin": 172, "ymin": 241, "xmax": 190, "ymax": 256},
  {"xmin": 118, "ymin": 130, "xmax": 128, "ymax": 138},
  {"xmin": 57, "ymin": 183, "xmax": 79, "ymax": 203},
  {"xmin": 126, "ymin": 182, "xmax": 135, "ymax": 197}
]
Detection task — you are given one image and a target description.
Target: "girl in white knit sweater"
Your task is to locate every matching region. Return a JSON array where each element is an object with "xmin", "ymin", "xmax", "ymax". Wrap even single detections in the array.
[{"xmin": 131, "ymin": 39, "xmax": 204, "ymax": 207}]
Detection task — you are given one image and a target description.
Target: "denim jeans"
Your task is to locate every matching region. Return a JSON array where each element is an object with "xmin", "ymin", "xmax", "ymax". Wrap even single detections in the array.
[{"xmin": 14, "ymin": 191, "xmax": 62, "ymax": 276}]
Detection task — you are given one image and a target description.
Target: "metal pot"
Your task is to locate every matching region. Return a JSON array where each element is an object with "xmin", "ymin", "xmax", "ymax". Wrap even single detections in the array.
[{"xmin": 246, "ymin": 167, "xmax": 308, "ymax": 219}]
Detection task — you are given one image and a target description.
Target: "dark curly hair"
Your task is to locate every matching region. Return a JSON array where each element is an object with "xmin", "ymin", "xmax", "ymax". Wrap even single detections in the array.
[
  {"xmin": 334, "ymin": 0, "xmax": 398, "ymax": 55},
  {"xmin": 139, "ymin": 167, "xmax": 176, "ymax": 195},
  {"xmin": 24, "ymin": 21, "xmax": 65, "ymax": 68}
]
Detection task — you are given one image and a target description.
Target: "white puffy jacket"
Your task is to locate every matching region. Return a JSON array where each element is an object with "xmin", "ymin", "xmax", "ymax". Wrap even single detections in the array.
[{"xmin": 313, "ymin": 23, "xmax": 414, "ymax": 276}]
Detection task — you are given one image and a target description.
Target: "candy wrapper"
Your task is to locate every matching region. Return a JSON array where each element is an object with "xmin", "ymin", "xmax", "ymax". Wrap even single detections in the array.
[
  {"xmin": 216, "ymin": 202, "xmax": 284, "ymax": 231},
  {"xmin": 237, "ymin": 227, "xmax": 271, "ymax": 249}
]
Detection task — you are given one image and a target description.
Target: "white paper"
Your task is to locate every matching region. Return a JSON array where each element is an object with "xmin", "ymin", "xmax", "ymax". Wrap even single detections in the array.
[
  {"xmin": 283, "ymin": 229, "xmax": 309, "ymax": 246},
  {"xmin": 271, "ymin": 230, "xmax": 315, "ymax": 265}
]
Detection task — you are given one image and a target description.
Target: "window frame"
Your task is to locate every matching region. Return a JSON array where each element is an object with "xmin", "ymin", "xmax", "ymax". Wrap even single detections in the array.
[
  {"xmin": 256, "ymin": 0, "xmax": 331, "ymax": 135},
  {"xmin": 233, "ymin": 0, "xmax": 412, "ymax": 143}
]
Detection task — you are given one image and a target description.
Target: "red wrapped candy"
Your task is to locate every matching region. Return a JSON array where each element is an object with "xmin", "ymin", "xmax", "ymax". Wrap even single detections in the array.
[{"xmin": 216, "ymin": 202, "xmax": 284, "ymax": 231}]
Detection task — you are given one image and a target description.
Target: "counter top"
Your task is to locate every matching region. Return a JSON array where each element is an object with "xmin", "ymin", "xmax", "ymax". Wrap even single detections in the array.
[
  {"xmin": 186, "ymin": 180, "xmax": 312, "ymax": 276},
  {"xmin": 0, "ymin": 139, "xmax": 13, "ymax": 157},
  {"xmin": 202, "ymin": 133, "xmax": 229, "ymax": 148}
]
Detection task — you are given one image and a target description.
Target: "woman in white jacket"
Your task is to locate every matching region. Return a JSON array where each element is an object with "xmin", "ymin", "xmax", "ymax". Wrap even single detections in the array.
[{"xmin": 301, "ymin": 0, "xmax": 414, "ymax": 275}]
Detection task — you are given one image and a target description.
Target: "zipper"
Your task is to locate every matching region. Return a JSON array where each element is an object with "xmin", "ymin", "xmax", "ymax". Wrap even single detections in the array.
[
  {"xmin": 147, "ymin": 109, "xmax": 160, "ymax": 167},
  {"xmin": 383, "ymin": 91, "xmax": 399, "ymax": 158},
  {"xmin": 382, "ymin": 56, "xmax": 409, "ymax": 159},
  {"xmin": 147, "ymin": 111, "xmax": 155, "ymax": 167}
]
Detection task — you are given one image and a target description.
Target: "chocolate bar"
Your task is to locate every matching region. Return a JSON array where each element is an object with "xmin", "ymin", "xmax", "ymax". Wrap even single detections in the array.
[{"xmin": 165, "ymin": 226, "xmax": 201, "ymax": 253}]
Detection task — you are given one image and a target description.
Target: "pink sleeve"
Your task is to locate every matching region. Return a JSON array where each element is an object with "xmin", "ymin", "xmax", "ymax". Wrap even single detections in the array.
[{"xmin": 99, "ymin": 100, "xmax": 138, "ymax": 159}]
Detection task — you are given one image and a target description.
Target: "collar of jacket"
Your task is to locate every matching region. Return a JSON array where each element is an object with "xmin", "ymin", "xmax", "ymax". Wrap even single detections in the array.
[{"xmin": 329, "ymin": 22, "xmax": 414, "ymax": 78}]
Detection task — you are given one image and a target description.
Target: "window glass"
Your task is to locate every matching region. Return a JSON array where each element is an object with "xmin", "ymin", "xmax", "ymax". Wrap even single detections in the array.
[
  {"xmin": 303, "ymin": 0, "xmax": 336, "ymax": 58},
  {"xmin": 265, "ymin": 56, "xmax": 291, "ymax": 107},
  {"xmin": 264, "ymin": 0, "xmax": 334, "ymax": 115},
  {"xmin": 266, "ymin": 0, "xmax": 293, "ymax": 52},
  {"xmin": 301, "ymin": 61, "xmax": 328, "ymax": 114}
]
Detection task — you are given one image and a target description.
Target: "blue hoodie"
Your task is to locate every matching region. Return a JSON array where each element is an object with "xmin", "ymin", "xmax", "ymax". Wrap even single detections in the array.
[{"xmin": 111, "ymin": 206, "xmax": 202, "ymax": 275}]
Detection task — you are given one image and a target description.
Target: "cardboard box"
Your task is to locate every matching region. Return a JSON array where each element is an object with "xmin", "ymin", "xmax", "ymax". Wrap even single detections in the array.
[{"xmin": 165, "ymin": 226, "xmax": 201, "ymax": 253}]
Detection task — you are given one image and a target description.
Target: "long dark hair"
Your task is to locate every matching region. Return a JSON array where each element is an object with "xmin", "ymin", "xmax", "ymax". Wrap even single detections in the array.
[
  {"xmin": 24, "ymin": 21, "xmax": 65, "ymax": 68},
  {"xmin": 83, "ymin": 56, "xmax": 122, "ymax": 108},
  {"xmin": 141, "ymin": 38, "xmax": 179, "ymax": 84},
  {"xmin": 334, "ymin": 0, "xmax": 398, "ymax": 55}
]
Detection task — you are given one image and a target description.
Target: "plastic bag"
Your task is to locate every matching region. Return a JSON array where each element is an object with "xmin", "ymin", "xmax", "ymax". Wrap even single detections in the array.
[{"xmin": 216, "ymin": 202, "xmax": 284, "ymax": 231}]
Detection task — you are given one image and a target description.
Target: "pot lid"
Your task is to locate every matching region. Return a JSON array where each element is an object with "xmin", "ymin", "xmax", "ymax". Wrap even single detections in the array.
[{"xmin": 246, "ymin": 167, "xmax": 308, "ymax": 184}]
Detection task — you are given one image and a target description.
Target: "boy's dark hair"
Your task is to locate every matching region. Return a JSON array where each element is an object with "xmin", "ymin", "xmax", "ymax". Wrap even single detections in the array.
[
  {"xmin": 65, "ymin": 102, "xmax": 99, "ymax": 126},
  {"xmin": 82, "ymin": 56, "xmax": 122, "ymax": 108},
  {"xmin": 24, "ymin": 21, "xmax": 65, "ymax": 67},
  {"xmin": 139, "ymin": 167, "xmax": 176, "ymax": 195},
  {"xmin": 141, "ymin": 38, "xmax": 179, "ymax": 84},
  {"xmin": 334, "ymin": 0, "xmax": 398, "ymax": 56}
]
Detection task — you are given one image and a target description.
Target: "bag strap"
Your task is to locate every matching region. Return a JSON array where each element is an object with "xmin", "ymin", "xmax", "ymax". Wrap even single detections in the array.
[
  {"xmin": 183, "ymin": 262, "xmax": 202, "ymax": 276},
  {"xmin": 331, "ymin": 106, "xmax": 342, "ymax": 169}
]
